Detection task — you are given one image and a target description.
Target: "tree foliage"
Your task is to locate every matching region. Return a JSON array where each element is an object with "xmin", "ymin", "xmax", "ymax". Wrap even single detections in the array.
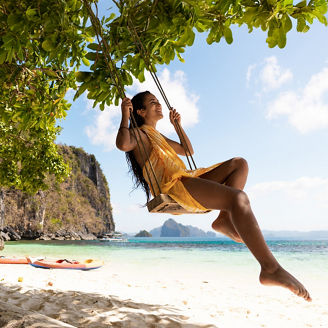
[
  {"xmin": 1, "ymin": 0, "xmax": 327, "ymax": 193},
  {"xmin": 0, "ymin": 0, "xmax": 91, "ymax": 192}
]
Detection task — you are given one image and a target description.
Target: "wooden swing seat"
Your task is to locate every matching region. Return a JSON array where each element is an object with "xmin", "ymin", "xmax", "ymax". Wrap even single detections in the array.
[{"xmin": 147, "ymin": 194, "xmax": 211, "ymax": 214}]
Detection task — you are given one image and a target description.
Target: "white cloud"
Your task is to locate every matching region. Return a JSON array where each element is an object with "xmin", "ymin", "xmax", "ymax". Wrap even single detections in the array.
[
  {"xmin": 85, "ymin": 104, "xmax": 121, "ymax": 151},
  {"xmin": 246, "ymin": 64, "xmax": 257, "ymax": 86},
  {"xmin": 84, "ymin": 68, "xmax": 200, "ymax": 150},
  {"xmin": 260, "ymin": 56, "xmax": 293, "ymax": 91},
  {"xmin": 247, "ymin": 56, "xmax": 293, "ymax": 91},
  {"xmin": 247, "ymin": 177, "xmax": 328, "ymax": 230},
  {"xmin": 248, "ymin": 177, "xmax": 328, "ymax": 203},
  {"xmin": 127, "ymin": 68, "xmax": 200, "ymax": 134},
  {"xmin": 267, "ymin": 67, "xmax": 328, "ymax": 133}
]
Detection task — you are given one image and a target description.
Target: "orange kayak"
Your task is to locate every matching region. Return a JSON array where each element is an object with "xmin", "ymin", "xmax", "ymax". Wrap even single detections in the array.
[
  {"xmin": 0, "ymin": 256, "xmax": 29, "ymax": 264},
  {"xmin": 27, "ymin": 257, "xmax": 103, "ymax": 270}
]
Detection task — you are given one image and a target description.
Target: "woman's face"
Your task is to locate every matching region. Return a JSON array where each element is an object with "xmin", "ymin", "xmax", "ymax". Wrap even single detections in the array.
[{"xmin": 138, "ymin": 93, "xmax": 163, "ymax": 122}]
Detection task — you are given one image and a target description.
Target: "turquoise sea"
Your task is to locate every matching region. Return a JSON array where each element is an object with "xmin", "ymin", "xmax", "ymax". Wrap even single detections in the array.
[{"xmin": 2, "ymin": 237, "xmax": 327, "ymax": 278}]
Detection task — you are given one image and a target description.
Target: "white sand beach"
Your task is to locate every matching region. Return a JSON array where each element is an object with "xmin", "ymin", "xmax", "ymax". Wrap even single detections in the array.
[{"xmin": 0, "ymin": 257, "xmax": 327, "ymax": 328}]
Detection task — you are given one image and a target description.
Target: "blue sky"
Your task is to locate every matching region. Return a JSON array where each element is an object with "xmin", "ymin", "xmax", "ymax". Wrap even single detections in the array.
[{"xmin": 57, "ymin": 3, "xmax": 328, "ymax": 234}]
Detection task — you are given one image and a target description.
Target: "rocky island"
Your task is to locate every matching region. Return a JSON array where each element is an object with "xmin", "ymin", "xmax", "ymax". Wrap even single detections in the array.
[
  {"xmin": 134, "ymin": 230, "xmax": 152, "ymax": 237},
  {"xmin": 150, "ymin": 219, "xmax": 217, "ymax": 237}
]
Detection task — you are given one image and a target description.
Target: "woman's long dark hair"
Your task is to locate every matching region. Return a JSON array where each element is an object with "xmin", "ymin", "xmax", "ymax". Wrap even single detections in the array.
[{"xmin": 125, "ymin": 91, "xmax": 152, "ymax": 203}]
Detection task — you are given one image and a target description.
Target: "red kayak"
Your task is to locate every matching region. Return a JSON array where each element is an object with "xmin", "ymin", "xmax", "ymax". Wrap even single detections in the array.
[
  {"xmin": 0, "ymin": 256, "xmax": 29, "ymax": 264},
  {"xmin": 27, "ymin": 257, "xmax": 103, "ymax": 270}
]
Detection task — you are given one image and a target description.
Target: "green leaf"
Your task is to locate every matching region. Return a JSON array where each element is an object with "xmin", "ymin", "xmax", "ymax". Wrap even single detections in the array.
[
  {"xmin": 176, "ymin": 51, "xmax": 185, "ymax": 63},
  {"xmin": 26, "ymin": 8, "xmax": 38, "ymax": 20},
  {"xmin": 75, "ymin": 71, "xmax": 91, "ymax": 82},
  {"xmin": 296, "ymin": 18, "xmax": 309, "ymax": 32},
  {"xmin": 266, "ymin": 36, "xmax": 277, "ymax": 48},
  {"xmin": 105, "ymin": 13, "xmax": 116, "ymax": 23},
  {"xmin": 82, "ymin": 57, "xmax": 90, "ymax": 66},
  {"xmin": 295, "ymin": 0, "xmax": 307, "ymax": 8},
  {"xmin": 7, "ymin": 14, "xmax": 21, "ymax": 26},
  {"xmin": 6, "ymin": 47, "xmax": 14, "ymax": 63},
  {"xmin": 186, "ymin": 28, "xmax": 195, "ymax": 46},
  {"xmin": 283, "ymin": 15, "xmax": 292, "ymax": 32},
  {"xmin": 317, "ymin": 4, "xmax": 328, "ymax": 14},
  {"xmin": 223, "ymin": 27, "xmax": 233, "ymax": 44},
  {"xmin": 137, "ymin": 70, "xmax": 145, "ymax": 82},
  {"xmin": 85, "ymin": 26, "xmax": 96, "ymax": 37},
  {"xmin": 277, "ymin": 28, "xmax": 287, "ymax": 48},
  {"xmin": 195, "ymin": 21, "xmax": 207, "ymax": 32},
  {"xmin": 44, "ymin": 70, "xmax": 58, "ymax": 78},
  {"xmin": 42, "ymin": 40, "xmax": 55, "ymax": 52},
  {"xmin": 0, "ymin": 51, "xmax": 7, "ymax": 64},
  {"xmin": 85, "ymin": 52, "xmax": 97, "ymax": 61},
  {"xmin": 284, "ymin": 0, "xmax": 293, "ymax": 7},
  {"xmin": 296, "ymin": 18, "xmax": 304, "ymax": 31},
  {"xmin": 87, "ymin": 43, "xmax": 100, "ymax": 51}
]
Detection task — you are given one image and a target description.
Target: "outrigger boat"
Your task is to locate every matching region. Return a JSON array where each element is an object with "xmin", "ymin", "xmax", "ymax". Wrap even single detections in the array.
[
  {"xmin": 0, "ymin": 256, "xmax": 29, "ymax": 264},
  {"xmin": 27, "ymin": 257, "xmax": 103, "ymax": 270}
]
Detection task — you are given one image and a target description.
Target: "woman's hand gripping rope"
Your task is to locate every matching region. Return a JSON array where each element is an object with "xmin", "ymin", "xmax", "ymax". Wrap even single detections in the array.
[
  {"xmin": 121, "ymin": 97, "xmax": 133, "ymax": 120},
  {"xmin": 169, "ymin": 108, "xmax": 181, "ymax": 125}
]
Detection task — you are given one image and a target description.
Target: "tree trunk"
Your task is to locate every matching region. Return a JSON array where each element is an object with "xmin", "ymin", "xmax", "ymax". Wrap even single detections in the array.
[
  {"xmin": 0, "ymin": 188, "xmax": 5, "ymax": 230},
  {"xmin": 38, "ymin": 190, "xmax": 46, "ymax": 231},
  {"xmin": 0, "ymin": 188, "xmax": 4, "ymax": 250}
]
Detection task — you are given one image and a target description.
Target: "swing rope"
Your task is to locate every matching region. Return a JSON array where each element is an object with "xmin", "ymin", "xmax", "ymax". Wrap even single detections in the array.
[
  {"xmin": 126, "ymin": 15, "xmax": 198, "ymax": 171},
  {"xmin": 83, "ymin": 0, "xmax": 199, "ymax": 203},
  {"xmin": 83, "ymin": 0, "xmax": 162, "ymax": 196}
]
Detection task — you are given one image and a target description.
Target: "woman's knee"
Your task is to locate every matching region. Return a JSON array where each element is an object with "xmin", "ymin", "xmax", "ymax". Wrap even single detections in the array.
[
  {"xmin": 231, "ymin": 157, "xmax": 249, "ymax": 173},
  {"xmin": 230, "ymin": 190, "xmax": 250, "ymax": 210}
]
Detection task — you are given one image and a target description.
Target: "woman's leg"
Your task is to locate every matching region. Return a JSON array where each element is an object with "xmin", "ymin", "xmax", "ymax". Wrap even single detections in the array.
[
  {"xmin": 181, "ymin": 176, "xmax": 311, "ymax": 301},
  {"xmin": 199, "ymin": 157, "xmax": 249, "ymax": 242}
]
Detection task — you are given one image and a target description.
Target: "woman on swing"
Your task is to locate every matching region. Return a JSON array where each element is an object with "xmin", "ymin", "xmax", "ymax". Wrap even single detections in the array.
[{"xmin": 116, "ymin": 91, "xmax": 311, "ymax": 302}]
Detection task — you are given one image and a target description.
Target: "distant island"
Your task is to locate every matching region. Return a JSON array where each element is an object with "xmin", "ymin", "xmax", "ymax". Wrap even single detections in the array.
[
  {"xmin": 131, "ymin": 219, "xmax": 328, "ymax": 240},
  {"xmin": 148, "ymin": 219, "xmax": 216, "ymax": 238},
  {"xmin": 135, "ymin": 230, "xmax": 152, "ymax": 237}
]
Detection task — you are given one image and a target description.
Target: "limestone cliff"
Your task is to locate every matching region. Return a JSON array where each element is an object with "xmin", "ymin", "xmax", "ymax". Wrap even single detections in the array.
[
  {"xmin": 160, "ymin": 219, "xmax": 189, "ymax": 237},
  {"xmin": 150, "ymin": 219, "xmax": 216, "ymax": 237},
  {"xmin": 0, "ymin": 145, "xmax": 114, "ymax": 240}
]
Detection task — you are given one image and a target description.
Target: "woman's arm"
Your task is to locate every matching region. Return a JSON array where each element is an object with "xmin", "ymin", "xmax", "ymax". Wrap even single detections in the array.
[
  {"xmin": 163, "ymin": 108, "xmax": 194, "ymax": 156},
  {"xmin": 116, "ymin": 97, "xmax": 137, "ymax": 152}
]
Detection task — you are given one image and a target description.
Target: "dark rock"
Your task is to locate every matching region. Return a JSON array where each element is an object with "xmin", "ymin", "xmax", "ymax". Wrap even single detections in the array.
[
  {"xmin": 0, "ymin": 236, "xmax": 4, "ymax": 250},
  {"xmin": 0, "ymin": 231, "xmax": 10, "ymax": 241},
  {"xmin": 78, "ymin": 232, "xmax": 97, "ymax": 240},
  {"xmin": 135, "ymin": 230, "xmax": 152, "ymax": 237},
  {"xmin": 53, "ymin": 236, "xmax": 65, "ymax": 240},
  {"xmin": 21, "ymin": 229, "xmax": 41, "ymax": 240},
  {"xmin": 36, "ymin": 235, "xmax": 51, "ymax": 241},
  {"xmin": 68, "ymin": 231, "xmax": 81, "ymax": 240},
  {"xmin": 160, "ymin": 219, "xmax": 190, "ymax": 237},
  {"xmin": 3, "ymin": 226, "xmax": 21, "ymax": 240}
]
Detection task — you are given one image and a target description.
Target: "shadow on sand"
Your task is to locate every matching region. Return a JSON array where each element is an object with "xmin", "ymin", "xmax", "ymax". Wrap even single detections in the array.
[{"xmin": 0, "ymin": 284, "xmax": 217, "ymax": 328}]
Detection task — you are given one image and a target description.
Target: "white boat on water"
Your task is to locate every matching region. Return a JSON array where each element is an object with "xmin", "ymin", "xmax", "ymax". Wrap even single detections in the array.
[{"xmin": 99, "ymin": 232, "xmax": 128, "ymax": 242}]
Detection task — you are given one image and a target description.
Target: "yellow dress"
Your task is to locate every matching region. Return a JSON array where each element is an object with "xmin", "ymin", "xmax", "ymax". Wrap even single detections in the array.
[{"xmin": 140, "ymin": 124, "xmax": 224, "ymax": 213}]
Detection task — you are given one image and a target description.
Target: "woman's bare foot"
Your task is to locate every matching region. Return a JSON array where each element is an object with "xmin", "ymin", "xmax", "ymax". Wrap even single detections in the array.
[
  {"xmin": 212, "ymin": 212, "xmax": 244, "ymax": 243},
  {"xmin": 259, "ymin": 265, "xmax": 312, "ymax": 301}
]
